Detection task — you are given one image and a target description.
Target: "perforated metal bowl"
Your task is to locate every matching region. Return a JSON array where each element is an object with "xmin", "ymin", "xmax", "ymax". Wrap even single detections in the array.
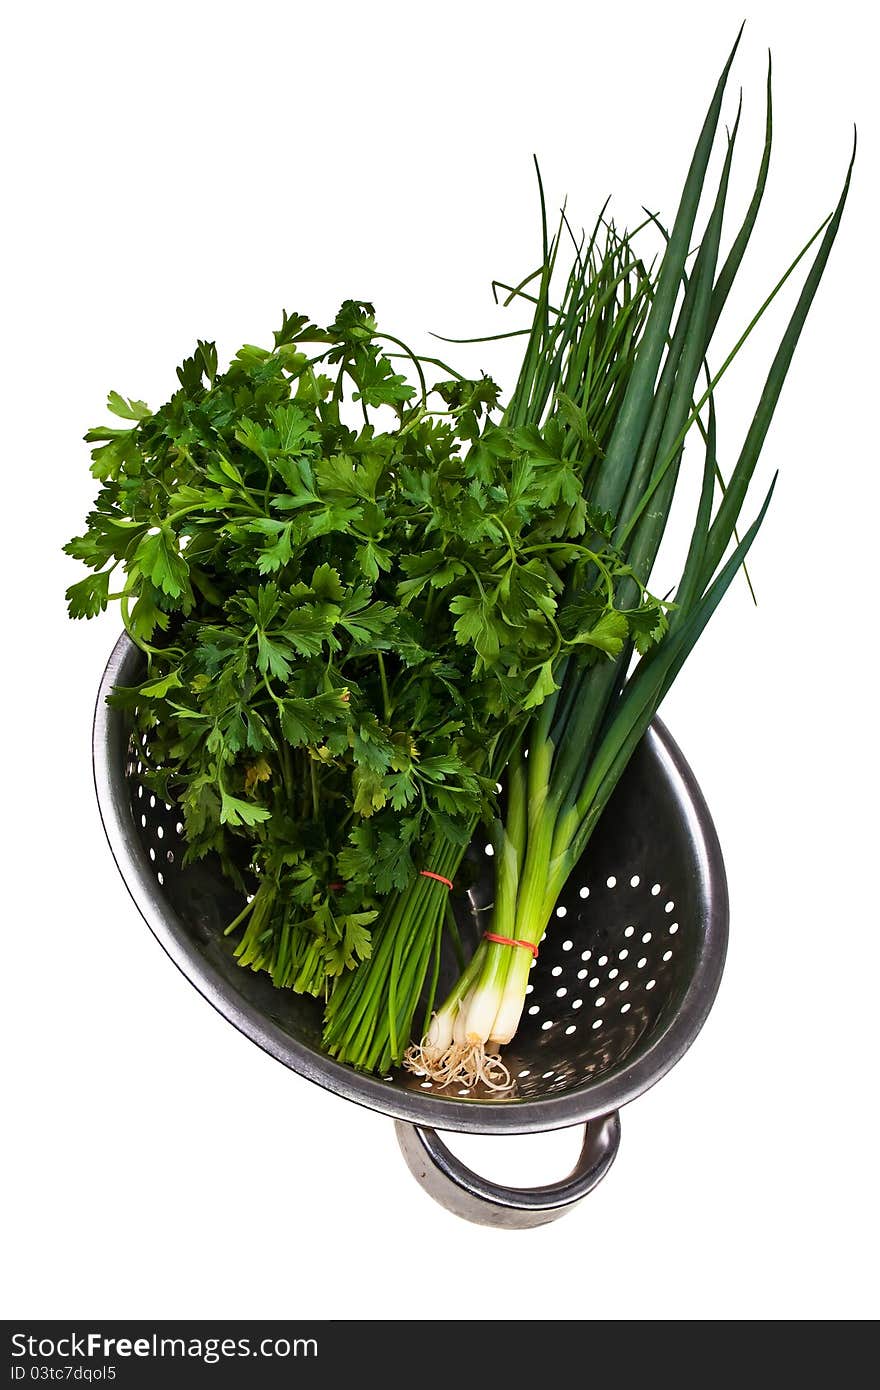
[{"xmin": 94, "ymin": 633, "xmax": 728, "ymax": 1227}]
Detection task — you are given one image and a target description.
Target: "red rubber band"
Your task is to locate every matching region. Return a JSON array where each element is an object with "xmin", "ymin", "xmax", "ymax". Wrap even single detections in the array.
[
  {"xmin": 420, "ymin": 870, "xmax": 454, "ymax": 890},
  {"xmin": 331, "ymin": 873, "xmax": 454, "ymax": 892},
  {"xmin": 483, "ymin": 931, "xmax": 539, "ymax": 958}
]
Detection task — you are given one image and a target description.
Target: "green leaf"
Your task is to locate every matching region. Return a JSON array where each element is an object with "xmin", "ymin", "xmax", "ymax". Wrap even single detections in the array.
[
  {"xmin": 323, "ymin": 911, "xmax": 377, "ymax": 976},
  {"xmin": 352, "ymin": 766, "xmax": 388, "ymax": 816},
  {"xmin": 282, "ymin": 604, "xmax": 337, "ymax": 657},
  {"xmin": 522, "ymin": 660, "xmax": 559, "ymax": 710},
  {"xmin": 537, "ymin": 458, "xmax": 581, "ymax": 509},
  {"xmin": 329, "ymin": 299, "xmax": 377, "ymax": 342},
  {"xmin": 273, "ymin": 310, "xmax": 311, "ymax": 347},
  {"xmin": 498, "ymin": 560, "xmax": 556, "ymax": 627},
  {"xmin": 234, "ymin": 418, "xmax": 273, "ymax": 465},
  {"xmin": 256, "ymin": 632, "xmax": 293, "ymax": 682},
  {"xmin": 570, "ymin": 609, "xmax": 628, "ymax": 657},
  {"xmin": 397, "ymin": 550, "xmax": 463, "ymax": 603},
  {"xmin": 279, "ymin": 691, "xmax": 350, "ymax": 747},
  {"xmin": 623, "ymin": 602, "xmax": 669, "ymax": 655},
  {"xmin": 310, "ymin": 563, "xmax": 344, "ymax": 601},
  {"xmin": 254, "ymin": 582, "xmax": 281, "ymax": 628},
  {"xmin": 128, "ymin": 590, "xmax": 170, "ymax": 641},
  {"xmin": 219, "ymin": 790, "xmax": 271, "ymax": 827},
  {"xmin": 335, "ymin": 825, "xmax": 374, "ymax": 883},
  {"xmin": 355, "ymin": 540, "xmax": 392, "ymax": 581},
  {"xmin": 385, "ymin": 770, "xmax": 418, "ymax": 811},
  {"xmin": 555, "ymin": 392, "xmax": 603, "ymax": 456},
  {"xmin": 305, "ymin": 500, "xmax": 362, "ymax": 539},
  {"xmin": 217, "ymin": 455, "xmax": 244, "ymax": 485},
  {"xmin": 584, "ymin": 505, "xmax": 615, "ymax": 539},
  {"xmin": 88, "ymin": 432, "xmax": 140, "ymax": 481},
  {"xmin": 140, "ymin": 670, "xmax": 183, "ymax": 698},
  {"xmin": 133, "ymin": 529, "xmax": 190, "ymax": 599},
  {"xmin": 314, "ymin": 453, "xmax": 363, "ymax": 498},
  {"xmin": 177, "ymin": 341, "xmax": 218, "ymax": 393},
  {"xmin": 107, "ymin": 391, "xmax": 151, "ymax": 422},
  {"xmin": 448, "ymin": 593, "xmax": 501, "ymax": 665},
  {"xmin": 338, "ymin": 595, "xmax": 394, "ymax": 645},
  {"xmin": 353, "ymin": 717, "xmax": 394, "ymax": 774},
  {"xmin": 271, "ymin": 403, "xmax": 319, "ymax": 454},
  {"xmin": 351, "ymin": 353, "xmax": 416, "ymax": 408},
  {"xmin": 65, "ymin": 569, "xmax": 110, "ymax": 619},
  {"xmin": 256, "ymin": 524, "xmax": 293, "ymax": 574}
]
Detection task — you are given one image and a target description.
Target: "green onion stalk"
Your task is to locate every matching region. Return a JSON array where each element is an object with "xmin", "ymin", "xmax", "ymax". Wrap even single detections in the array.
[{"xmin": 411, "ymin": 38, "xmax": 854, "ymax": 1086}]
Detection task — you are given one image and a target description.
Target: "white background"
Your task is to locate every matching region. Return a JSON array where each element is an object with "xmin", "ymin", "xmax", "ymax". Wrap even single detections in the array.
[{"xmin": 2, "ymin": 0, "xmax": 877, "ymax": 1322}]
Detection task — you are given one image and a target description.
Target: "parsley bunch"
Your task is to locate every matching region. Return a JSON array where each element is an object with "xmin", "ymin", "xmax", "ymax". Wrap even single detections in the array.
[{"xmin": 67, "ymin": 295, "xmax": 662, "ymax": 1001}]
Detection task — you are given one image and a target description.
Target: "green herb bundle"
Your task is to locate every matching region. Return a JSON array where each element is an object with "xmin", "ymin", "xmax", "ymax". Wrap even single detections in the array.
[
  {"xmin": 66, "ymin": 270, "xmax": 661, "ymax": 1008},
  {"xmin": 66, "ymin": 33, "xmax": 852, "ymax": 1083}
]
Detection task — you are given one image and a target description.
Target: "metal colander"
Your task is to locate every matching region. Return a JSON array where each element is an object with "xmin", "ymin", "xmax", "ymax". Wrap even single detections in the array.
[{"xmin": 94, "ymin": 633, "xmax": 728, "ymax": 1228}]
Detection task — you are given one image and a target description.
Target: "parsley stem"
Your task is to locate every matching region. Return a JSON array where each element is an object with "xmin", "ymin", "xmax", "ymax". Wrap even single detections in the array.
[
  {"xmin": 119, "ymin": 586, "xmax": 167, "ymax": 662},
  {"xmin": 310, "ymin": 758, "xmax": 320, "ymax": 820},
  {"xmin": 279, "ymin": 738, "xmax": 293, "ymax": 795},
  {"xmin": 495, "ymin": 518, "xmax": 519, "ymax": 566},
  {"xmin": 374, "ymin": 331, "xmax": 428, "ymax": 409},
  {"xmin": 459, "ymin": 559, "xmax": 487, "ymax": 599},
  {"xmin": 377, "ymin": 653, "xmax": 391, "ymax": 723},
  {"xmin": 261, "ymin": 675, "xmax": 283, "ymax": 710},
  {"xmin": 223, "ymin": 894, "xmax": 258, "ymax": 938},
  {"xmin": 164, "ymin": 504, "xmax": 212, "ymax": 526}
]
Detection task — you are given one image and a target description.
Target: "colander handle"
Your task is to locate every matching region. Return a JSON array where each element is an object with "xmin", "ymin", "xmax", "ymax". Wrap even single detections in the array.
[{"xmin": 394, "ymin": 1112, "xmax": 620, "ymax": 1229}]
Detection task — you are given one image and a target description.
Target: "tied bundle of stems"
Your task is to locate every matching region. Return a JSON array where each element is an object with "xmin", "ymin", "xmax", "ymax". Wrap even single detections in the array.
[
  {"xmin": 323, "ymin": 211, "xmax": 657, "ymax": 1075},
  {"xmin": 327, "ymin": 32, "xmax": 854, "ymax": 1082}
]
